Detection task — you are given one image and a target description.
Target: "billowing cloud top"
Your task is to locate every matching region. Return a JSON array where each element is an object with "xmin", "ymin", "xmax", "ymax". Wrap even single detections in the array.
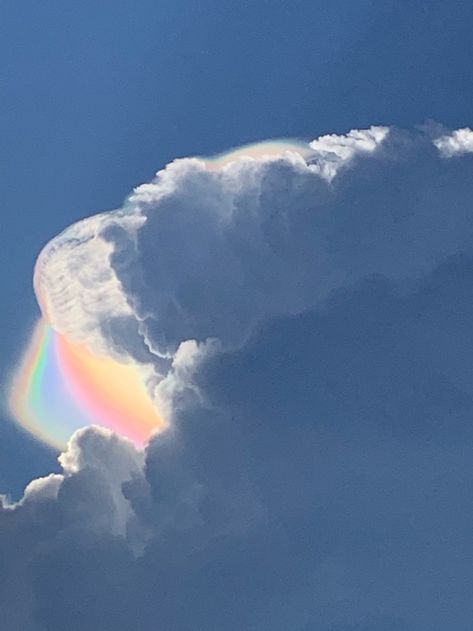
[
  {"xmin": 5, "ymin": 125, "xmax": 473, "ymax": 630},
  {"xmin": 10, "ymin": 129, "xmax": 391, "ymax": 449}
]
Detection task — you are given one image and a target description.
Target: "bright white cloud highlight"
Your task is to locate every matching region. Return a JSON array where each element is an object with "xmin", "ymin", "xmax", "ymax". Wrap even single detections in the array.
[
  {"xmin": 434, "ymin": 127, "xmax": 473, "ymax": 157},
  {"xmin": 308, "ymin": 125, "xmax": 389, "ymax": 180}
]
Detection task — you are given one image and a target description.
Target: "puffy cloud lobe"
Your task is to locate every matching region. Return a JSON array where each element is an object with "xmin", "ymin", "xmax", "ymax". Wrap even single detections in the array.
[
  {"xmin": 120, "ymin": 126, "xmax": 473, "ymax": 363},
  {"xmin": 2, "ymin": 426, "xmax": 146, "ymax": 543},
  {"xmin": 0, "ymin": 426, "xmax": 149, "ymax": 630},
  {"xmin": 434, "ymin": 127, "xmax": 473, "ymax": 157},
  {"xmin": 29, "ymin": 127, "xmax": 389, "ymax": 359},
  {"xmin": 34, "ymin": 125, "xmax": 473, "ymax": 367},
  {"xmin": 308, "ymin": 125, "xmax": 388, "ymax": 180},
  {"xmin": 5, "ymin": 125, "xmax": 473, "ymax": 630}
]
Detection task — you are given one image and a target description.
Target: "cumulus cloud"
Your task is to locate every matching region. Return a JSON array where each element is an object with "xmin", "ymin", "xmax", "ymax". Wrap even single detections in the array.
[
  {"xmin": 34, "ymin": 125, "xmax": 473, "ymax": 370},
  {"xmin": 2, "ymin": 426, "xmax": 146, "ymax": 542},
  {"xmin": 0, "ymin": 426, "xmax": 150, "ymax": 629},
  {"xmin": 434, "ymin": 127, "xmax": 473, "ymax": 157},
  {"xmin": 5, "ymin": 125, "xmax": 473, "ymax": 630},
  {"xmin": 308, "ymin": 125, "xmax": 389, "ymax": 180}
]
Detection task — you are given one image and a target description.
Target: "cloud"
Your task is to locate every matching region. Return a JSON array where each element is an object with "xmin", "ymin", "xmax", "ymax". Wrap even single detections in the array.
[
  {"xmin": 434, "ymin": 127, "xmax": 473, "ymax": 157},
  {"xmin": 0, "ymin": 426, "xmax": 148, "ymax": 630},
  {"xmin": 33, "ymin": 125, "xmax": 473, "ymax": 369},
  {"xmin": 34, "ymin": 211, "xmax": 145, "ymax": 358},
  {"xmin": 308, "ymin": 125, "xmax": 389, "ymax": 180},
  {"xmin": 2, "ymin": 426, "xmax": 146, "ymax": 539},
  {"xmin": 4, "ymin": 125, "xmax": 473, "ymax": 630}
]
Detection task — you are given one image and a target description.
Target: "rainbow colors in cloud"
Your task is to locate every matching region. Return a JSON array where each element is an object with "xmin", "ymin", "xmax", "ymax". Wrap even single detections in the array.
[
  {"xmin": 9, "ymin": 139, "xmax": 314, "ymax": 451},
  {"xmin": 9, "ymin": 319, "xmax": 164, "ymax": 450},
  {"xmin": 201, "ymin": 139, "xmax": 313, "ymax": 170}
]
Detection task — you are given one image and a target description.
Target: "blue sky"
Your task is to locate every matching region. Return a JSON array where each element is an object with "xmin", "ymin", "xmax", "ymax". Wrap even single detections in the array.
[{"xmin": 2, "ymin": 1, "xmax": 473, "ymax": 629}]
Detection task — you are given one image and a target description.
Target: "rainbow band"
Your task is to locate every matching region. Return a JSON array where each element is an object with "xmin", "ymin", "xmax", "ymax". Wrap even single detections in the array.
[
  {"xmin": 10, "ymin": 320, "xmax": 165, "ymax": 450},
  {"xmin": 201, "ymin": 139, "xmax": 313, "ymax": 170}
]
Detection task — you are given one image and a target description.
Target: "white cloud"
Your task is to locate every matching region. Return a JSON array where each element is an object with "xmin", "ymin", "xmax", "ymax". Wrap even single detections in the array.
[
  {"xmin": 34, "ymin": 210, "xmax": 144, "ymax": 357},
  {"xmin": 308, "ymin": 125, "xmax": 389, "ymax": 180},
  {"xmin": 434, "ymin": 127, "xmax": 473, "ymax": 157},
  {"xmin": 22, "ymin": 473, "xmax": 63, "ymax": 504},
  {"xmin": 3, "ymin": 426, "xmax": 147, "ymax": 545},
  {"xmin": 31, "ymin": 126, "xmax": 473, "ymax": 423},
  {"xmin": 34, "ymin": 126, "xmax": 390, "ymax": 365}
]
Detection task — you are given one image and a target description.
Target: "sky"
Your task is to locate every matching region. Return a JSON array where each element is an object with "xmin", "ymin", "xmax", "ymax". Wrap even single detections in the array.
[{"xmin": 2, "ymin": 1, "xmax": 473, "ymax": 629}]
